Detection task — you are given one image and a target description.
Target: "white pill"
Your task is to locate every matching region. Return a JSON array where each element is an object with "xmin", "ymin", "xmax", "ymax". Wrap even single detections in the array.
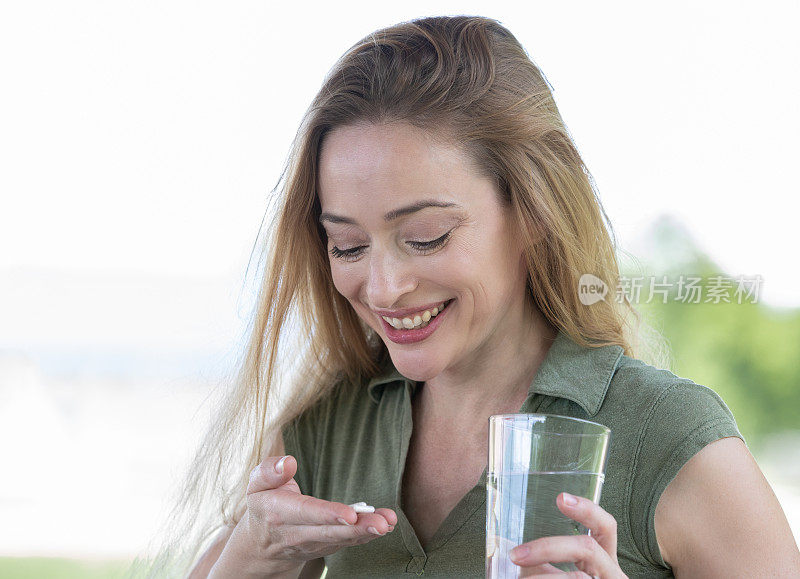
[{"xmin": 349, "ymin": 502, "xmax": 375, "ymax": 513}]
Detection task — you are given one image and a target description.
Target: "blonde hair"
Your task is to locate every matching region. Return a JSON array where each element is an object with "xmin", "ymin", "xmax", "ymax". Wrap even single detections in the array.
[{"xmin": 128, "ymin": 15, "xmax": 668, "ymax": 577}]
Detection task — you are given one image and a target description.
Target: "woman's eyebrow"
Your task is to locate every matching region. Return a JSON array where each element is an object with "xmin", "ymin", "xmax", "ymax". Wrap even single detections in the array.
[{"xmin": 319, "ymin": 199, "xmax": 460, "ymax": 225}]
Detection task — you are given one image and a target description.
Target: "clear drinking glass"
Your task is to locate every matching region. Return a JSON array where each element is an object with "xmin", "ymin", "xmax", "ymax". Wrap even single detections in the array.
[{"xmin": 486, "ymin": 414, "xmax": 611, "ymax": 578}]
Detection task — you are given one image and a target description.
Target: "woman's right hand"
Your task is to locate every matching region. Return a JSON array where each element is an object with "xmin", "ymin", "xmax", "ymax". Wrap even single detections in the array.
[{"xmin": 210, "ymin": 455, "xmax": 397, "ymax": 578}]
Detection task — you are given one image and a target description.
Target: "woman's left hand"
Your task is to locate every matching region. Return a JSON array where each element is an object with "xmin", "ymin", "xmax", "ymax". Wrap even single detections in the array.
[{"xmin": 508, "ymin": 492, "xmax": 628, "ymax": 578}]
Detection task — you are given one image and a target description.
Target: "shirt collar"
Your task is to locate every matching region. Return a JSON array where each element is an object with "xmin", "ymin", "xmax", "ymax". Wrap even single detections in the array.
[{"xmin": 366, "ymin": 329, "xmax": 624, "ymax": 416}]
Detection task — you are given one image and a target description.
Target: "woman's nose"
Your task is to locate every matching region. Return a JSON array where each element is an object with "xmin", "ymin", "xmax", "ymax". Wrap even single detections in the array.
[{"xmin": 365, "ymin": 250, "xmax": 418, "ymax": 309}]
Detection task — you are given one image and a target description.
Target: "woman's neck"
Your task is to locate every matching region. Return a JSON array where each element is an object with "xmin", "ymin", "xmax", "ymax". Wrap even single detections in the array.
[{"xmin": 413, "ymin": 299, "xmax": 558, "ymax": 440}]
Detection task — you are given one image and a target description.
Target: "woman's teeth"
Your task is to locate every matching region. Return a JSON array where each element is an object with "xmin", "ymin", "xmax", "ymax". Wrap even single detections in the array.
[{"xmin": 381, "ymin": 301, "xmax": 449, "ymax": 330}]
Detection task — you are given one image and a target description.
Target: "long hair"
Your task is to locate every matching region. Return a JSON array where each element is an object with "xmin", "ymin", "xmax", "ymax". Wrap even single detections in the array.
[{"xmin": 127, "ymin": 15, "xmax": 668, "ymax": 577}]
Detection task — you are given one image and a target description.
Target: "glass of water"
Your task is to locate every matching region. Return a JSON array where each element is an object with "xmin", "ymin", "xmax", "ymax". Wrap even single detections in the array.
[{"xmin": 486, "ymin": 414, "xmax": 611, "ymax": 578}]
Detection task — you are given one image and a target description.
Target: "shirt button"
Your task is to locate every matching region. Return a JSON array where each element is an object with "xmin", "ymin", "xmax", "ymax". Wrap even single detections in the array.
[{"xmin": 406, "ymin": 555, "xmax": 427, "ymax": 574}]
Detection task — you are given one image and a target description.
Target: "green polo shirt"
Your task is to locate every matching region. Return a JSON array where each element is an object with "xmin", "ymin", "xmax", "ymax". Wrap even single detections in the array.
[{"xmin": 281, "ymin": 330, "xmax": 743, "ymax": 577}]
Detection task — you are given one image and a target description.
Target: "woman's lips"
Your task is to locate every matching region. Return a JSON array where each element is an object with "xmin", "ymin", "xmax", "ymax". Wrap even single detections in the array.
[{"xmin": 380, "ymin": 299, "xmax": 453, "ymax": 345}]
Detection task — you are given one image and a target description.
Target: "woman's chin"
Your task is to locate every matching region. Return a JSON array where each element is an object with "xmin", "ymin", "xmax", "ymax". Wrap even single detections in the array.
[{"xmin": 386, "ymin": 352, "xmax": 443, "ymax": 383}]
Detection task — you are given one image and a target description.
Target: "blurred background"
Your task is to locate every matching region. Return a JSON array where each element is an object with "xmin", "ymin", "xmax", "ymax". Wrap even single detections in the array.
[{"xmin": 1, "ymin": 1, "xmax": 798, "ymax": 576}]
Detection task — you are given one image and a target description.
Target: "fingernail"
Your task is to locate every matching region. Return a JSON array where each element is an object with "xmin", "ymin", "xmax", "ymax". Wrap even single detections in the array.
[
  {"xmin": 562, "ymin": 492, "xmax": 578, "ymax": 506},
  {"xmin": 510, "ymin": 545, "xmax": 528, "ymax": 563},
  {"xmin": 337, "ymin": 517, "xmax": 352, "ymax": 526},
  {"xmin": 275, "ymin": 455, "xmax": 287, "ymax": 474},
  {"xmin": 367, "ymin": 526, "xmax": 383, "ymax": 535},
  {"xmin": 387, "ymin": 525, "xmax": 395, "ymax": 532}
]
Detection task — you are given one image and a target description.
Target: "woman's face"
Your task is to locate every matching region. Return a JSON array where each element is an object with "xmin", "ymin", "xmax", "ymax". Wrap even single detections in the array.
[{"xmin": 317, "ymin": 122, "xmax": 531, "ymax": 382}]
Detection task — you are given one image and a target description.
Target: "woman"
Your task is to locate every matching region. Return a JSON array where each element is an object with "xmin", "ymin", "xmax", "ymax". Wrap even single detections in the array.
[{"xmin": 133, "ymin": 15, "xmax": 799, "ymax": 579}]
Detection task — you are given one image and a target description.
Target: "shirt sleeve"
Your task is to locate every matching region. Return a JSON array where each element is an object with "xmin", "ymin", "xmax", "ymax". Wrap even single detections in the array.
[{"xmin": 629, "ymin": 379, "xmax": 745, "ymax": 569}]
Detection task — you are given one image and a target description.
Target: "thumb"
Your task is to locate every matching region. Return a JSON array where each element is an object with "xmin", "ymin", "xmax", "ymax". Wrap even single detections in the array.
[{"xmin": 247, "ymin": 455, "xmax": 297, "ymax": 495}]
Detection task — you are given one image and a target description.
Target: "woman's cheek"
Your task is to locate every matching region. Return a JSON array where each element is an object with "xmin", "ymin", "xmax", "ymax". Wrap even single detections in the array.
[
  {"xmin": 329, "ymin": 264, "xmax": 346, "ymax": 295},
  {"xmin": 329, "ymin": 262, "xmax": 358, "ymax": 299},
  {"xmin": 434, "ymin": 238, "xmax": 474, "ymax": 278}
]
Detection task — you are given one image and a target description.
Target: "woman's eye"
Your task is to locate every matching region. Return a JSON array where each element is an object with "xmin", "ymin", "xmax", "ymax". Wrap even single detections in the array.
[
  {"xmin": 329, "ymin": 245, "xmax": 365, "ymax": 261},
  {"xmin": 329, "ymin": 230, "xmax": 452, "ymax": 262},
  {"xmin": 407, "ymin": 230, "xmax": 452, "ymax": 252}
]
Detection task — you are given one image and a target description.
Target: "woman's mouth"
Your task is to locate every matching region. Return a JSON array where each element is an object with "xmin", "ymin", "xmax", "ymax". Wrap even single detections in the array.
[
  {"xmin": 380, "ymin": 299, "xmax": 453, "ymax": 330},
  {"xmin": 378, "ymin": 299, "xmax": 454, "ymax": 345}
]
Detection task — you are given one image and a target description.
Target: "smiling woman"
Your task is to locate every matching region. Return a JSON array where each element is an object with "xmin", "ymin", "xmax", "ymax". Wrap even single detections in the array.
[
  {"xmin": 130, "ymin": 14, "xmax": 800, "ymax": 579},
  {"xmin": 316, "ymin": 121, "xmax": 536, "ymax": 379}
]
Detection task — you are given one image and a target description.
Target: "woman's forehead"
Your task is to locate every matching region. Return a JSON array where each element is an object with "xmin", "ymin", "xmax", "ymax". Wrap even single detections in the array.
[
  {"xmin": 317, "ymin": 123, "xmax": 489, "ymax": 216},
  {"xmin": 319, "ymin": 123, "xmax": 468, "ymax": 179}
]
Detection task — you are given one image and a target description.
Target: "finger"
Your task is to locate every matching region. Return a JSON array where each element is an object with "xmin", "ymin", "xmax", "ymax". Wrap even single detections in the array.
[
  {"xmin": 336, "ymin": 507, "xmax": 396, "ymax": 529},
  {"xmin": 373, "ymin": 507, "xmax": 398, "ymax": 527},
  {"xmin": 247, "ymin": 487, "xmax": 357, "ymax": 528},
  {"xmin": 490, "ymin": 536, "xmax": 561, "ymax": 575},
  {"xmin": 356, "ymin": 509, "xmax": 397, "ymax": 533},
  {"xmin": 278, "ymin": 520, "xmax": 395, "ymax": 557},
  {"xmin": 350, "ymin": 511, "xmax": 395, "ymax": 535},
  {"xmin": 297, "ymin": 521, "xmax": 395, "ymax": 541},
  {"xmin": 517, "ymin": 562, "xmax": 566, "ymax": 576},
  {"xmin": 248, "ymin": 455, "xmax": 298, "ymax": 495},
  {"xmin": 525, "ymin": 572, "xmax": 592, "ymax": 579},
  {"xmin": 510, "ymin": 535, "xmax": 618, "ymax": 577},
  {"xmin": 526, "ymin": 573, "xmax": 593, "ymax": 579},
  {"xmin": 556, "ymin": 493, "xmax": 618, "ymax": 561}
]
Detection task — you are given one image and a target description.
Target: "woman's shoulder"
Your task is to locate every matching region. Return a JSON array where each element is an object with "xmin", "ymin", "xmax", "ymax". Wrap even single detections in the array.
[
  {"xmin": 605, "ymin": 353, "xmax": 737, "ymax": 424},
  {"xmin": 598, "ymin": 351, "xmax": 744, "ymax": 485},
  {"xmin": 601, "ymin": 351, "xmax": 744, "ymax": 506}
]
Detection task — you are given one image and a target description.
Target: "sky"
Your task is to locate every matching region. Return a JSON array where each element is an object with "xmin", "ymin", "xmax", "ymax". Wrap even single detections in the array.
[{"xmin": 1, "ymin": 1, "xmax": 798, "ymax": 308}]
